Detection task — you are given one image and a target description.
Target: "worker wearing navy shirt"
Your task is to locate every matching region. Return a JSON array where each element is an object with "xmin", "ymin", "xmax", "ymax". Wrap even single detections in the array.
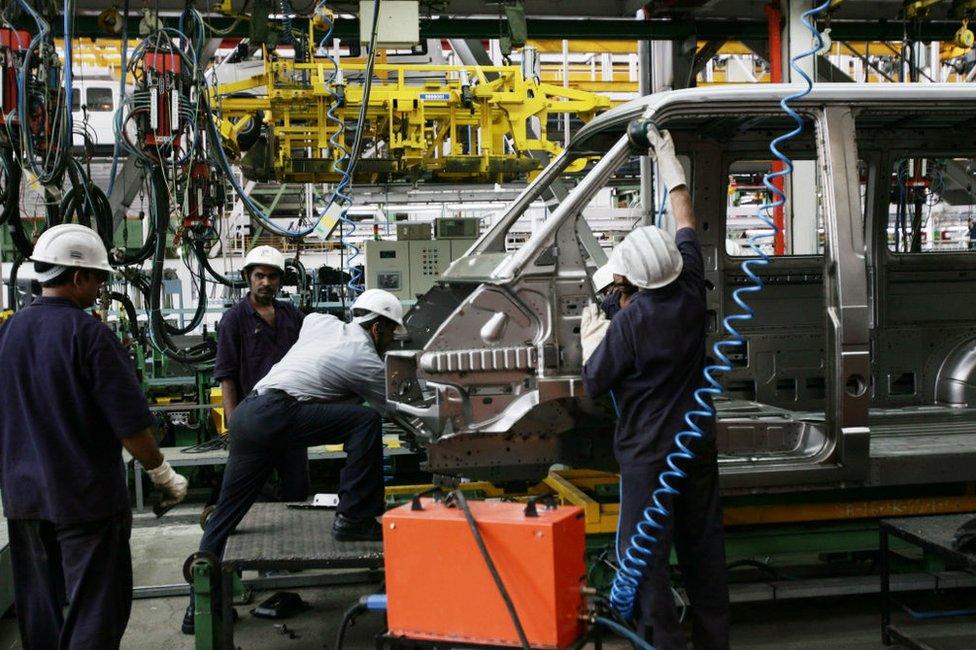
[
  {"xmin": 213, "ymin": 245, "xmax": 306, "ymax": 500},
  {"xmin": 581, "ymin": 129, "xmax": 729, "ymax": 649},
  {"xmin": 0, "ymin": 224, "xmax": 187, "ymax": 649}
]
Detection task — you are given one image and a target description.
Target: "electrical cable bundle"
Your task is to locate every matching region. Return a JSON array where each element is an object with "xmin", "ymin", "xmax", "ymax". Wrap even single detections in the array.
[{"xmin": 14, "ymin": 0, "xmax": 68, "ymax": 185}]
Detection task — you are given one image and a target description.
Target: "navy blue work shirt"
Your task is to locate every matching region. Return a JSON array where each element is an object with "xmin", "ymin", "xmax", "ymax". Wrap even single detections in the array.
[
  {"xmin": 213, "ymin": 294, "xmax": 304, "ymax": 397},
  {"xmin": 0, "ymin": 296, "xmax": 155, "ymax": 523},
  {"xmin": 582, "ymin": 228, "xmax": 716, "ymax": 466}
]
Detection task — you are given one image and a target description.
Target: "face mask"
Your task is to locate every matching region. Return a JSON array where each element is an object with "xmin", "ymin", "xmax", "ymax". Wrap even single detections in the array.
[{"xmin": 601, "ymin": 291, "xmax": 621, "ymax": 319}]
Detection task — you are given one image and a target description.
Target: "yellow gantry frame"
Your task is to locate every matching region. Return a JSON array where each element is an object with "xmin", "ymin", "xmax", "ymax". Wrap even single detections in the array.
[{"xmin": 210, "ymin": 53, "xmax": 611, "ymax": 183}]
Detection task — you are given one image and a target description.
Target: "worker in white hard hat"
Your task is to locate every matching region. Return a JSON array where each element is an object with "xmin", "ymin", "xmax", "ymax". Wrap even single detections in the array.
[
  {"xmin": 580, "ymin": 129, "xmax": 730, "ymax": 649},
  {"xmin": 184, "ymin": 289, "xmax": 403, "ymax": 630},
  {"xmin": 214, "ymin": 246, "xmax": 304, "ymax": 421},
  {"xmin": 212, "ymin": 248, "xmax": 305, "ymax": 476},
  {"xmin": 0, "ymin": 224, "xmax": 187, "ymax": 648}
]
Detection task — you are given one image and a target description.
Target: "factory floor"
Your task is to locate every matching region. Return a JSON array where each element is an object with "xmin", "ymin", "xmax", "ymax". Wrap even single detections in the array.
[{"xmin": 0, "ymin": 504, "xmax": 972, "ymax": 649}]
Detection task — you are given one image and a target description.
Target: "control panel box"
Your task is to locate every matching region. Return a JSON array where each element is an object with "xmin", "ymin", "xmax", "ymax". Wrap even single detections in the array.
[
  {"xmin": 408, "ymin": 240, "xmax": 452, "ymax": 297},
  {"xmin": 364, "ymin": 240, "xmax": 410, "ymax": 300},
  {"xmin": 396, "ymin": 222, "xmax": 432, "ymax": 241},
  {"xmin": 434, "ymin": 217, "xmax": 480, "ymax": 240}
]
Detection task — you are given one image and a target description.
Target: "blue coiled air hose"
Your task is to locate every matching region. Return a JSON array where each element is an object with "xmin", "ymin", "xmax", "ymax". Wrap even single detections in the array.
[{"xmin": 607, "ymin": 0, "xmax": 833, "ymax": 628}]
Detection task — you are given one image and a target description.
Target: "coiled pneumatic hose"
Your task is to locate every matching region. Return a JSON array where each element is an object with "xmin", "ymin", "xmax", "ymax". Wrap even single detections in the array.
[{"xmin": 606, "ymin": 0, "xmax": 833, "ymax": 635}]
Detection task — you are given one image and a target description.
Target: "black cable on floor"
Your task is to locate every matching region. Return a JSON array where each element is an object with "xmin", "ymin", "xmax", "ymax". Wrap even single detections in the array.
[{"xmin": 333, "ymin": 601, "xmax": 366, "ymax": 650}]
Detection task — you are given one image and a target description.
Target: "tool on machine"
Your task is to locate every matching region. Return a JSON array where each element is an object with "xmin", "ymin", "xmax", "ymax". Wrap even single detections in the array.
[{"xmin": 607, "ymin": 0, "xmax": 835, "ymax": 628}]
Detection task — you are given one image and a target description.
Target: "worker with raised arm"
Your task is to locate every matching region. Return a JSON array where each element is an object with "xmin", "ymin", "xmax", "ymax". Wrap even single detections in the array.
[
  {"xmin": 183, "ymin": 288, "xmax": 403, "ymax": 632},
  {"xmin": 580, "ymin": 129, "xmax": 730, "ymax": 649},
  {"xmin": 213, "ymin": 246, "xmax": 306, "ymax": 500},
  {"xmin": 0, "ymin": 224, "xmax": 187, "ymax": 649}
]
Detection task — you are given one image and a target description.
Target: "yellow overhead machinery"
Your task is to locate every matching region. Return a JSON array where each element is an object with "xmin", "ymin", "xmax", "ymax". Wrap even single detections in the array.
[{"xmin": 211, "ymin": 43, "xmax": 611, "ymax": 184}]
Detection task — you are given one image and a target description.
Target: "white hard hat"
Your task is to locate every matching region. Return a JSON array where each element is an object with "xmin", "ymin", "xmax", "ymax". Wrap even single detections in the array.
[
  {"xmin": 592, "ymin": 264, "xmax": 614, "ymax": 292},
  {"xmin": 351, "ymin": 289, "xmax": 405, "ymax": 332},
  {"xmin": 242, "ymin": 246, "xmax": 285, "ymax": 275},
  {"xmin": 31, "ymin": 224, "xmax": 113, "ymax": 281},
  {"xmin": 607, "ymin": 225, "xmax": 683, "ymax": 289}
]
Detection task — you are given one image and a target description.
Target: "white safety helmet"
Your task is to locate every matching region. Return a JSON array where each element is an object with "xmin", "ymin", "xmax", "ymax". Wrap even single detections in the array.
[
  {"xmin": 592, "ymin": 263, "xmax": 614, "ymax": 293},
  {"xmin": 31, "ymin": 224, "xmax": 113, "ymax": 282},
  {"xmin": 351, "ymin": 289, "xmax": 406, "ymax": 333},
  {"xmin": 242, "ymin": 245, "xmax": 285, "ymax": 277},
  {"xmin": 607, "ymin": 225, "xmax": 683, "ymax": 290}
]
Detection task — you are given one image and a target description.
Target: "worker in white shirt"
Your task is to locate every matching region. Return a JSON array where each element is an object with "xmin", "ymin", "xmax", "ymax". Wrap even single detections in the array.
[{"xmin": 182, "ymin": 289, "xmax": 402, "ymax": 633}]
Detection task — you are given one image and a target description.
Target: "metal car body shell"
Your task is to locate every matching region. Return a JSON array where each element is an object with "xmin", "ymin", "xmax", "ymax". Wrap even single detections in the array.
[{"xmin": 387, "ymin": 83, "xmax": 976, "ymax": 491}]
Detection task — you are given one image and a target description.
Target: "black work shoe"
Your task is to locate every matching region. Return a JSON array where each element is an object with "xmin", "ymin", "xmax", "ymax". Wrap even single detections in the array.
[{"xmin": 332, "ymin": 514, "xmax": 382, "ymax": 542}]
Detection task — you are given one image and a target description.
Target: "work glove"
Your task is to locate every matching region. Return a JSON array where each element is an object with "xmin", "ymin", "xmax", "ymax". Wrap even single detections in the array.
[
  {"xmin": 147, "ymin": 461, "xmax": 189, "ymax": 507},
  {"xmin": 580, "ymin": 303, "xmax": 611, "ymax": 365},
  {"xmin": 648, "ymin": 128, "xmax": 687, "ymax": 192}
]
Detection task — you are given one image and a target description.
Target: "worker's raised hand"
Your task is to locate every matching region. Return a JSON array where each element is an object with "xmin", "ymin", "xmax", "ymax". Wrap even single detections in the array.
[
  {"xmin": 147, "ymin": 460, "xmax": 189, "ymax": 507},
  {"xmin": 580, "ymin": 303, "xmax": 611, "ymax": 365},
  {"xmin": 647, "ymin": 128, "xmax": 687, "ymax": 192}
]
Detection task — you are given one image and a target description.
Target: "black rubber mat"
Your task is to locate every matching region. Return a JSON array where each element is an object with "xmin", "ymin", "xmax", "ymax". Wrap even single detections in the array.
[{"xmin": 221, "ymin": 503, "xmax": 384, "ymax": 569}]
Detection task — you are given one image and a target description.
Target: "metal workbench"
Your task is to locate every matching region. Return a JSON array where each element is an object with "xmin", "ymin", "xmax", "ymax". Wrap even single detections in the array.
[
  {"xmin": 217, "ymin": 503, "xmax": 384, "ymax": 648},
  {"xmin": 881, "ymin": 513, "xmax": 976, "ymax": 649}
]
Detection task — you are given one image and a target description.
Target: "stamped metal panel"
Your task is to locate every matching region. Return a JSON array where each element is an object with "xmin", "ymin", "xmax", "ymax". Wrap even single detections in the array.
[{"xmin": 818, "ymin": 106, "xmax": 871, "ymax": 481}]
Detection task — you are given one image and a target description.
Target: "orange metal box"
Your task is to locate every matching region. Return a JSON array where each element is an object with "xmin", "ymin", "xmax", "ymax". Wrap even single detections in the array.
[{"xmin": 383, "ymin": 498, "xmax": 586, "ymax": 649}]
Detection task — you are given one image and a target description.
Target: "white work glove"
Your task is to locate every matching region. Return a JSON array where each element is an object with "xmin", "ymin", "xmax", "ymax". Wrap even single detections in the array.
[
  {"xmin": 580, "ymin": 303, "xmax": 611, "ymax": 365},
  {"xmin": 648, "ymin": 128, "xmax": 687, "ymax": 192},
  {"xmin": 147, "ymin": 461, "xmax": 189, "ymax": 506}
]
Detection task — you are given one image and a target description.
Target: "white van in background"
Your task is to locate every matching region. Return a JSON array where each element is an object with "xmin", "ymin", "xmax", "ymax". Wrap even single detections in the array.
[{"xmin": 70, "ymin": 78, "xmax": 126, "ymax": 153}]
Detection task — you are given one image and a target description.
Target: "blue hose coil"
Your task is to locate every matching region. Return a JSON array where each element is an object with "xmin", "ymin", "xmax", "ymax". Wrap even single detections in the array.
[{"xmin": 607, "ymin": 0, "xmax": 833, "ymax": 623}]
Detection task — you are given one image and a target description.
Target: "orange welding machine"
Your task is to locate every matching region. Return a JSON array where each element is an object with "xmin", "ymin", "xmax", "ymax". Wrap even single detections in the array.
[{"xmin": 382, "ymin": 494, "xmax": 586, "ymax": 649}]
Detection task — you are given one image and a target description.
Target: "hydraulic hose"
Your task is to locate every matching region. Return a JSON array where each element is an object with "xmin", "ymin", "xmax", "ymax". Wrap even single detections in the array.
[
  {"xmin": 144, "ymin": 166, "xmax": 216, "ymax": 365},
  {"xmin": 14, "ymin": 0, "xmax": 67, "ymax": 184},
  {"xmin": 198, "ymin": 241, "xmax": 247, "ymax": 288},
  {"xmin": 6, "ymin": 255, "xmax": 24, "ymax": 310},
  {"xmin": 607, "ymin": 0, "xmax": 833, "ymax": 623},
  {"xmin": 60, "ymin": 180, "xmax": 113, "ymax": 249},
  {"xmin": 594, "ymin": 616, "xmax": 652, "ymax": 650},
  {"xmin": 110, "ymin": 290, "xmax": 144, "ymax": 344},
  {"xmin": 107, "ymin": 0, "xmax": 129, "ymax": 197},
  {"xmin": 163, "ymin": 243, "xmax": 209, "ymax": 337},
  {"xmin": 0, "ymin": 145, "xmax": 20, "ymax": 227}
]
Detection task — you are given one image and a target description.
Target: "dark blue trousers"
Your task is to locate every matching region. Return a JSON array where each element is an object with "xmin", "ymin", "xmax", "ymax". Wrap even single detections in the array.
[
  {"xmin": 617, "ymin": 447, "xmax": 729, "ymax": 650},
  {"xmin": 275, "ymin": 446, "xmax": 310, "ymax": 501},
  {"xmin": 7, "ymin": 511, "xmax": 133, "ymax": 649},
  {"xmin": 198, "ymin": 390, "xmax": 384, "ymax": 562}
]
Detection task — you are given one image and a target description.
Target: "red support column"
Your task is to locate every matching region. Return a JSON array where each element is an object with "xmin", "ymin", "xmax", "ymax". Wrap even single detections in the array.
[{"xmin": 765, "ymin": 1, "xmax": 787, "ymax": 256}]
